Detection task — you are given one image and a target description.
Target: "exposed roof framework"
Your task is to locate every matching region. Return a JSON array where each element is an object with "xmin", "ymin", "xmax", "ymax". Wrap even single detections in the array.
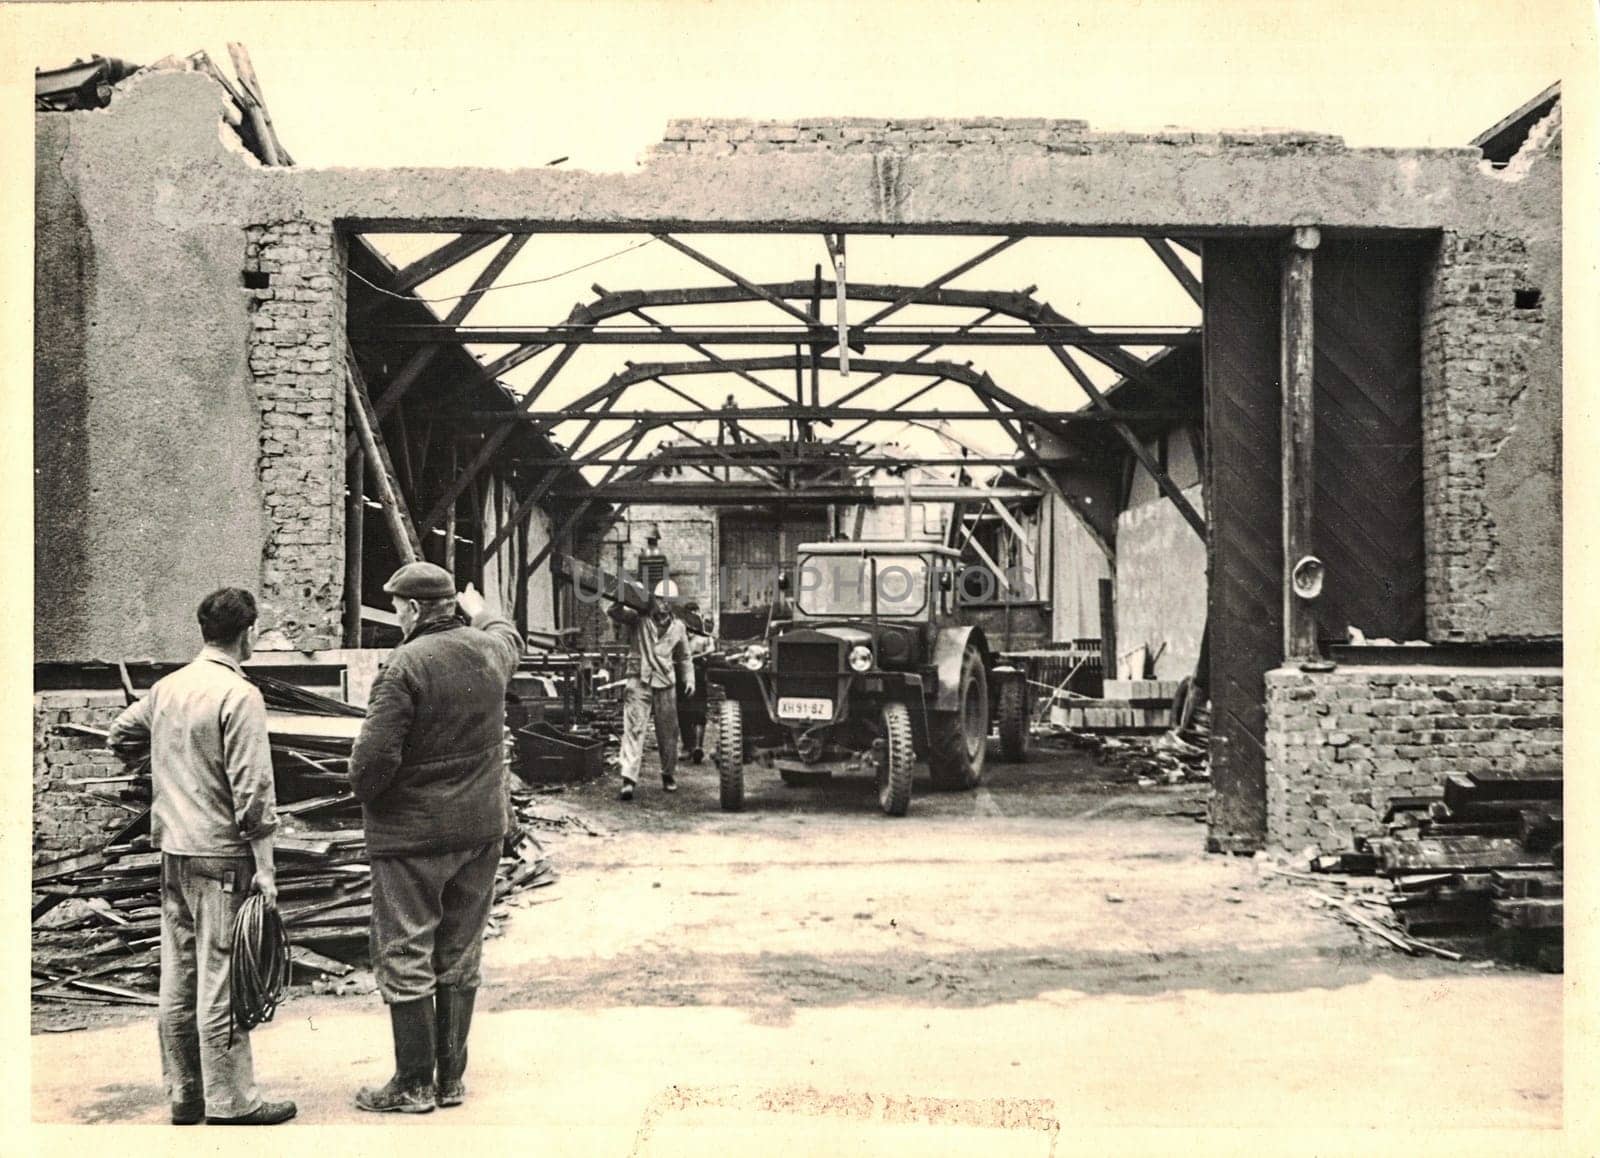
[{"xmin": 346, "ymin": 229, "xmax": 1207, "ymax": 585}]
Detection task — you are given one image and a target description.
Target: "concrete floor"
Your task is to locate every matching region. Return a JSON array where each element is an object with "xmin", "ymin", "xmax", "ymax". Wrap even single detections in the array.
[{"xmin": 31, "ymin": 745, "xmax": 1563, "ymax": 1147}]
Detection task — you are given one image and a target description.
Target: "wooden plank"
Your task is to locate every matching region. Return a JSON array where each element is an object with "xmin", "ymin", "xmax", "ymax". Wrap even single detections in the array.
[
  {"xmin": 343, "ymin": 446, "xmax": 365, "ymax": 647},
  {"xmin": 1466, "ymin": 772, "xmax": 1562, "ymax": 799},
  {"xmin": 290, "ymin": 946, "xmax": 355, "ymax": 977},
  {"xmin": 33, "ymin": 850, "xmax": 108, "ymax": 886},
  {"xmin": 1280, "ymin": 226, "xmax": 1319, "ymax": 662},
  {"xmin": 1379, "ymin": 837, "xmax": 1556, "ymax": 873},
  {"xmin": 346, "ymin": 354, "xmax": 422, "ymax": 563},
  {"xmin": 1491, "ymin": 897, "xmax": 1563, "ymax": 929}
]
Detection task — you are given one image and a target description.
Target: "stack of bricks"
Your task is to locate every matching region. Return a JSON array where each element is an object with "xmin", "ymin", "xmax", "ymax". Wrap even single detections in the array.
[
  {"xmin": 1264, "ymin": 665, "xmax": 1563, "ymax": 854},
  {"xmin": 647, "ymin": 118, "xmax": 1346, "ymax": 159},
  {"xmin": 245, "ymin": 220, "xmax": 347, "ymax": 653},
  {"xmin": 1419, "ymin": 231, "xmax": 1547, "ymax": 641},
  {"xmin": 33, "ymin": 691, "xmax": 137, "ymax": 864}
]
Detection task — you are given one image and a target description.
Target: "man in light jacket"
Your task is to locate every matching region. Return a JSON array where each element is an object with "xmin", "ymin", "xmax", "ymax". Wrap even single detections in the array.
[
  {"xmin": 108, "ymin": 587, "xmax": 296, "ymax": 1126},
  {"xmin": 348, "ymin": 563, "xmax": 522, "ymax": 1114}
]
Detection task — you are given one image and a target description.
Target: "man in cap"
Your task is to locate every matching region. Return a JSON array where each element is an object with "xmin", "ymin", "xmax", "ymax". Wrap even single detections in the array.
[
  {"xmin": 609, "ymin": 579, "xmax": 693, "ymax": 799},
  {"xmin": 107, "ymin": 587, "xmax": 296, "ymax": 1126},
  {"xmin": 348, "ymin": 562, "xmax": 522, "ymax": 1114}
]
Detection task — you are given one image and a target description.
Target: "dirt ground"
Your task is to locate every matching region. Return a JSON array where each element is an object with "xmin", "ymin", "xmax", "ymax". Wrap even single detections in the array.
[{"xmin": 31, "ymin": 742, "xmax": 1564, "ymax": 1147}]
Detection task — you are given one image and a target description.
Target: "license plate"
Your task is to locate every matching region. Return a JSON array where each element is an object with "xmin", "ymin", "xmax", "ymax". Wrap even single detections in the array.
[{"xmin": 777, "ymin": 696, "xmax": 833, "ymax": 721}]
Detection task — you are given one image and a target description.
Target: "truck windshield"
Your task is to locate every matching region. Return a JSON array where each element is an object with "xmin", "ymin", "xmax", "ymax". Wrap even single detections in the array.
[{"xmin": 796, "ymin": 554, "xmax": 929, "ymax": 617}]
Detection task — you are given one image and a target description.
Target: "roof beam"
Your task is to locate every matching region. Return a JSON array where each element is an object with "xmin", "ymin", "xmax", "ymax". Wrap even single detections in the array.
[
  {"xmin": 1144, "ymin": 238, "xmax": 1203, "ymax": 307},
  {"xmin": 347, "ymin": 234, "xmax": 533, "ymax": 457},
  {"xmin": 466, "ymin": 406, "xmax": 1191, "ymax": 425},
  {"xmin": 653, "ymin": 233, "xmax": 827, "ymax": 329},
  {"xmin": 416, "ymin": 338, "xmax": 584, "ymax": 536},
  {"xmin": 387, "ymin": 233, "xmax": 506, "ymax": 296},
  {"xmin": 351, "ymin": 324, "xmax": 1197, "ymax": 347}
]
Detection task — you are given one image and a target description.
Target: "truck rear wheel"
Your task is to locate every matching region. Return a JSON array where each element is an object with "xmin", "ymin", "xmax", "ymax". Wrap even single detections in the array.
[
  {"xmin": 715, "ymin": 698, "xmax": 745, "ymax": 812},
  {"xmin": 877, "ymin": 701, "xmax": 914, "ymax": 817},
  {"xmin": 998, "ymin": 675, "xmax": 1030, "ymax": 763},
  {"xmin": 928, "ymin": 645, "xmax": 988, "ymax": 790}
]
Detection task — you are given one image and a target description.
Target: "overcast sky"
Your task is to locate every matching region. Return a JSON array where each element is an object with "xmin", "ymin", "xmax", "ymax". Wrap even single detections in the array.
[{"xmin": 13, "ymin": 0, "xmax": 1587, "ymax": 469}]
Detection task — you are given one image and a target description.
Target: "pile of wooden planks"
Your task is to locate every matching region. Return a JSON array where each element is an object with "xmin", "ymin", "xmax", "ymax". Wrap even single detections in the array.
[
  {"xmin": 1312, "ymin": 768, "xmax": 1562, "ymax": 968},
  {"xmin": 33, "ymin": 814, "xmax": 557, "ymax": 1007},
  {"xmin": 33, "ymin": 674, "xmax": 559, "ymax": 1008}
]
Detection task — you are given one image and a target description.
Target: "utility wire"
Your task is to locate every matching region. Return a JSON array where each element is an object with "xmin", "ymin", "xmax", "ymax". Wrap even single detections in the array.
[{"xmin": 349, "ymin": 237, "xmax": 659, "ymax": 304}]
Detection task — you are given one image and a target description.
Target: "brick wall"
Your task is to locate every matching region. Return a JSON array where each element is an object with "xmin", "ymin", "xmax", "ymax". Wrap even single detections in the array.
[
  {"xmin": 568, "ymin": 509, "xmax": 718, "ymax": 649},
  {"xmin": 648, "ymin": 118, "xmax": 1345, "ymax": 158},
  {"xmin": 245, "ymin": 221, "xmax": 347, "ymax": 652},
  {"xmin": 1420, "ymin": 232, "xmax": 1549, "ymax": 641},
  {"xmin": 33, "ymin": 692, "xmax": 140, "ymax": 863},
  {"xmin": 1264, "ymin": 665, "xmax": 1562, "ymax": 853}
]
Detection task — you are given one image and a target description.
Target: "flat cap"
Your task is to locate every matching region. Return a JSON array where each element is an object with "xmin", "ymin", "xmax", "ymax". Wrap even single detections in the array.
[{"xmin": 383, "ymin": 561, "xmax": 457, "ymax": 600}]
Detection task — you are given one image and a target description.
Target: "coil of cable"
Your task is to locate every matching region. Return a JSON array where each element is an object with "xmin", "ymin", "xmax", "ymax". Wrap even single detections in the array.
[{"xmin": 230, "ymin": 893, "xmax": 291, "ymax": 1040}]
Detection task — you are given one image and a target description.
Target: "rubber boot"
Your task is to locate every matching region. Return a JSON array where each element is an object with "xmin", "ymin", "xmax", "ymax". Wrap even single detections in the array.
[
  {"xmin": 434, "ymin": 986, "xmax": 477, "ymax": 1107},
  {"xmin": 356, "ymin": 996, "xmax": 437, "ymax": 1114}
]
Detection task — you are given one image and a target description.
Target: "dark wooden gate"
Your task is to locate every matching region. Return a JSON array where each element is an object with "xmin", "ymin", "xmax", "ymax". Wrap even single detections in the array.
[
  {"xmin": 719, "ymin": 508, "xmax": 828, "ymax": 640},
  {"xmin": 1203, "ymin": 237, "xmax": 1425, "ymax": 851},
  {"xmin": 1311, "ymin": 241, "xmax": 1426, "ymax": 643},
  {"xmin": 1203, "ymin": 240, "xmax": 1283, "ymax": 852}
]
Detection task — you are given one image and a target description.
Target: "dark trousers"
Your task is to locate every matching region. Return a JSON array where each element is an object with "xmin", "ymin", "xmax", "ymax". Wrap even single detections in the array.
[
  {"xmin": 158, "ymin": 853, "xmax": 261, "ymax": 1118},
  {"xmin": 370, "ymin": 840, "xmax": 500, "ymax": 1004}
]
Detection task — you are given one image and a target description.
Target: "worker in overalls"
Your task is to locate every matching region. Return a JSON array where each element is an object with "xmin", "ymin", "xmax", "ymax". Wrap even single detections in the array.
[{"xmin": 609, "ymin": 580, "xmax": 693, "ymax": 800}]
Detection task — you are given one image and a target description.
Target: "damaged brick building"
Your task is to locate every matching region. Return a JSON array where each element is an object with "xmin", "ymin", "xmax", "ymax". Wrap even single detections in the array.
[{"xmin": 33, "ymin": 63, "xmax": 1561, "ymax": 859}]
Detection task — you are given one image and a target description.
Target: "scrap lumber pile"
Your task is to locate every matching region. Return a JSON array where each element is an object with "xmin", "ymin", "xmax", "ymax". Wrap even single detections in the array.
[
  {"xmin": 1310, "ymin": 768, "xmax": 1562, "ymax": 970},
  {"xmin": 1050, "ymin": 679, "xmax": 1182, "ymax": 732},
  {"xmin": 33, "ymin": 677, "xmax": 559, "ymax": 1009},
  {"xmin": 1039, "ymin": 683, "xmax": 1211, "ymax": 787}
]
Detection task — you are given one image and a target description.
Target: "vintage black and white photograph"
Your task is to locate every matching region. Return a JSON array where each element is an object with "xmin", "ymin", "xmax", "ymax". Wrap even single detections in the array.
[{"xmin": 11, "ymin": 0, "xmax": 1590, "ymax": 1149}]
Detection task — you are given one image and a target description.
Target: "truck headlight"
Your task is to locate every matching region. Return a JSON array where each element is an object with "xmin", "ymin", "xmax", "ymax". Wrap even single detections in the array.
[
  {"xmin": 848, "ymin": 644, "xmax": 874, "ymax": 673},
  {"xmin": 743, "ymin": 645, "xmax": 768, "ymax": 671}
]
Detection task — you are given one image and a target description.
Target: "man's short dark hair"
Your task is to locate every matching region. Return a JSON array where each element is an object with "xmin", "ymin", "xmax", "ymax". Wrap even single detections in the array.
[{"xmin": 197, "ymin": 587, "xmax": 258, "ymax": 644}]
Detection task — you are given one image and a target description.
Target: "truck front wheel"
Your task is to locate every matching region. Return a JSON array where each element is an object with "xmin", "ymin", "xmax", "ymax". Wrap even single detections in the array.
[
  {"xmin": 877, "ymin": 701, "xmax": 914, "ymax": 817},
  {"xmin": 715, "ymin": 698, "xmax": 745, "ymax": 812},
  {"xmin": 928, "ymin": 644, "xmax": 989, "ymax": 790},
  {"xmin": 997, "ymin": 676, "xmax": 1031, "ymax": 763}
]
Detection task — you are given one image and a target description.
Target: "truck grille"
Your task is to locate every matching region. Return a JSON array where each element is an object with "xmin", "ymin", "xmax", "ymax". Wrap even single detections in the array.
[{"xmin": 777, "ymin": 639, "xmax": 841, "ymax": 675}]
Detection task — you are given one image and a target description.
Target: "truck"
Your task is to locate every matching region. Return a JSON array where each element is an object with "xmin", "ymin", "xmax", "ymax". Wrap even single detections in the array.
[{"xmin": 707, "ymin": 540, "xmax": 1030, "ymax": 816}]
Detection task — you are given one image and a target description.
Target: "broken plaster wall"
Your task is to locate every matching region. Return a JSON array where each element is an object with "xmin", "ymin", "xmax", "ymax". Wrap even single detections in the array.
[
  {"xmin": 34, "ymin": 80, "xmax": 269, "ymax": 662},
  {"xmin": 1420, "ymin": 110, "xmax": 1562, "ymax": 641}
]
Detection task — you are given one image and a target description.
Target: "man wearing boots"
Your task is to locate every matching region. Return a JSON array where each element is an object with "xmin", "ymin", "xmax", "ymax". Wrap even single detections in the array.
[{"xmin": 349, "ymin": 564, "xmax": 522, "ymax": 1114}]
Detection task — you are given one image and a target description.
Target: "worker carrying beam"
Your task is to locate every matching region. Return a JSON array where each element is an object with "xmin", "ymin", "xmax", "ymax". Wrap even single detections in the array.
[
  {"xmin": 348, "ymin": 563, "xmax": 523, "ymax": 1115},
  {"xmin": 610, "ymin": 578, "xmax": 694, "ymax": 800}
]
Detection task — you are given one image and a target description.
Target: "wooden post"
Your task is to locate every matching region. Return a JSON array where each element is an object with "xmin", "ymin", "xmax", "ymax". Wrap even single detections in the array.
[
  {"xmin": 1281, "ymin": 226, "xmax": 1320, "ymax": 662},
  {"xmin": 343, "ymin": 449, "xmax": 365, "ymax": 647}
]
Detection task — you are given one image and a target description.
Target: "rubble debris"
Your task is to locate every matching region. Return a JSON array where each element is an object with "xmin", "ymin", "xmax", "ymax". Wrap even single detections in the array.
[
  {"xmin": 1306, "ymin": 767, "xmax": 1562, "ymax": 971},
  {"xmin": 1036, "ymin": 702, "xmax": 1211, "ymax": 786}
]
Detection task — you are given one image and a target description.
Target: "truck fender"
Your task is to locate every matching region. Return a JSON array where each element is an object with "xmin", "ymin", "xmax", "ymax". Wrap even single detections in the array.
[{"xmin": 929, "ymin": 625, "xmax": 988, "ymax": 712}]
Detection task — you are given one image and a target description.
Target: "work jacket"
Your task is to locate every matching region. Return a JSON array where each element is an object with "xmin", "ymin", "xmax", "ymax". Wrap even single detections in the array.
[
  {"xmin": 349, "ymin": 609, "xmax": 522, "ymax": 857},
  {"xmin": 106, "ymin": 646, "xmax": 278, "ymax": 857}
]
